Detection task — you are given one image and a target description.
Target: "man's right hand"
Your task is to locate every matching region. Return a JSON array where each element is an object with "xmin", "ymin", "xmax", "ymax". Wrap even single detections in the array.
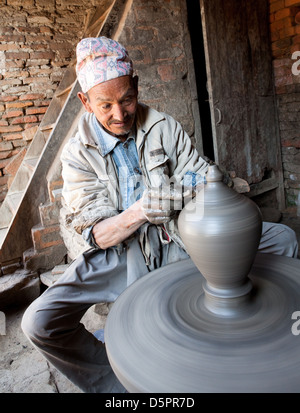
[{"xmin": 141, "ymin": 185, "xmax": 192, "ymax": 225}]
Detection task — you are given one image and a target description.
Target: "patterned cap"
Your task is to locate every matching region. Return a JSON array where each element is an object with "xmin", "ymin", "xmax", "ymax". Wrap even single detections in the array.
[{"xmin": 76, "ymin": 37, "xmax": 133, "ymax": 93}]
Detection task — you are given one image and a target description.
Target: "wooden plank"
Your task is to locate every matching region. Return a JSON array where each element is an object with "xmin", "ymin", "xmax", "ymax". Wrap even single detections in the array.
[
  {"xmin": 200, "ymin": 0, "xmax": 285, "ymax": 208},
  {"xmin": 55, "ymin": 82, "xmax": 75, "ymax": 98},
  {"xmin": 40, "ymin": 122, "xmax": 56, "ymax": 132},
  {"xmin": 6, "ymin": 192, "xmax": 23, "ymax": 214},
  {"xmin": 23, "ymin": 157, "xmax": 39, "ymax": 171},
  {"xmin": 0, "ymin": 227, "xmax": 8, "ymax": 247},
  {"xmin": 247, "ymin": 177, "xmax": 279, "ymax": 198}
]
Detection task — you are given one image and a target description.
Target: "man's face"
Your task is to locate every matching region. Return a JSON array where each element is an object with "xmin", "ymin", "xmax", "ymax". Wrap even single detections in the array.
[{"xmin": 78, "ymin": 75, "xmax": 138, "ymax": 138}]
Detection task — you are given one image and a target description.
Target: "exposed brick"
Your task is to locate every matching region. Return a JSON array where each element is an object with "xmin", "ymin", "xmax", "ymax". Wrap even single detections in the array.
[
  {"xmin": 17, "ymin": 26, "xmax": 40, "ymax": 34},
  {"xmin": 27, "ymin": 16, "xmax": 53, "ymax": 25},
  {"xmin": 0, "ymin": 141, "xmax": 13, "ymax": 151},
  {"xmin": 271, "ymin": 37, "xmax": 293, "ymax": 50},
  {"xmin": 293, "ymin": 34, "xmax": 300, "ymax": 43},
  {"xmin": 0, "ymin": 157, "xmax": 11, "ymax": 170},
  {"xmin": 32, "ymin": 223, "xmax": 64, "ymax": 251},
  {"xmin": 39, "ymin": 202, "xmax": 60, "ymax": 227},
  {"xmin": 29, "ymin": 51, "xmax": 55, "ymax": 60},
  {"xmin": 10, "ymin": 115, "xmax": 38, "ymax": 125},
  {"xmin": 0, "ymin": 34, "xmax": 25, "ymax": 42},
  {"xmin": 0, "ymin": 150, "xmax": 13, "ymax": 160},
  {"xmin": 271, "ymin": 30, "xmax": 280, "ymax": 41},
  {"xmin": 270, "ymin": 0, "xmax": 285, "ymax": 13},
  {"xmin": 22, "ymin": 125, "xmax": 38, "ymax": 141},
  {"xmin": 4, "ymin": 146, "xmax": 27, "ymax": 176},
  {"xmin": 0, "ymin": 78, "xmax": 22, "ymax": 87},
  {"xmin": 13, "ymin": 139, "xmax": 27, "ymax": 148},
  {"xmin": 4, "ymin": 51, "xmax": 30, "ymax": 60},
  {"xmin": 270, "ymin": 19, "xmax": 285, "ymax": 32},
  {"xmin": 0, "ymin": 175, "xmax": 9, "ymax": 185},
  {"xmin": 0, "ymin": 125, "xmax": 23, "ymax": 133},
  {"xmin": 25, "ymin": 59, "xmax": 50, "ymax": 67},
  {"xmin": 279, "ymin": 26, "xmax": 296, "ymax": 38},
  {"xmin": 40, "ymin": 26, "xmax": 53, "ymax": 34},
  {"xmin": 48, "ymin": 179, "xmax": 63, "ymax": 203},
  {"xmin": 0, "ymin": 95, "xmax": 18, "ymax": 102},
  {"xmin": 285, "ymin": 0, "xmax": 300, "ymax": 6},
  {"xmin": 3, "ymin": 133, "xmax": 23, "ymax": 141},
  {"xmin": 6, "ymin": 101, "xmax": 33, "ymax": 109},
  {"xmin": 291, "ymin": 43, "xmax": 300, "ymax": 52},
  {"xmin": 275, "ymin": 8, "xmax": 294, "ymax": 20},
  {"xmin": 26, "ymin": 107, "xmax": 47, "ymax": 115},
  {"xmin": 19, "ymin": 93, "xmax": 45, "ymax": 101},
  {"xmin": 2, "ymin": 110, "xmax": 23, "ymax": 118},
  {"xmin": 157, "ymin": 65, "xmax": 176, "ymax": 82},
  {"xmin": 5, "ymin": 60, "xmax": 25, "ymax": 69},
  {"xmin": 24, "ymin": 123, "xmax": 39, "ymax": 130},
  {"xmin": 0, "ymin": 44, "xmax": 21, "ymax": 52}
]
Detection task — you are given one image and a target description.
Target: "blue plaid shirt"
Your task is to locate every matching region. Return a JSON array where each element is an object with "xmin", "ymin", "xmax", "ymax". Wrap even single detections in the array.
[{"xmin": 92, "ymin": 115, "xmax": 144, "ymax": 210}]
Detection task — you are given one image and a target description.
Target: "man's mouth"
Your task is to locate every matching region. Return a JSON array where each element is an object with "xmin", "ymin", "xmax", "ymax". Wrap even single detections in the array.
[{"xmin": 110, "ymin": 115, "xmax": 133, "ymax": 128}]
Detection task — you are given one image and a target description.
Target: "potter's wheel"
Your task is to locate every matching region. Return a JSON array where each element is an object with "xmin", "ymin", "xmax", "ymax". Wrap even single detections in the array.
[{"xmin": 105, "ymin": 253, "xmax": 300, "ymax": 393}]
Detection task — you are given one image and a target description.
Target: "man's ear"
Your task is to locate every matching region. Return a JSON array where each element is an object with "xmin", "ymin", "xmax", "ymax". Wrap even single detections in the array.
[{"xmin": 77, "ymin": 92, "xmax": 93, "ymax": 113}]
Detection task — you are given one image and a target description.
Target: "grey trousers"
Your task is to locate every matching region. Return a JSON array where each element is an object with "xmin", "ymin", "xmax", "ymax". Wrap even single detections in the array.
[{"xmin": 21, "ymin": 222, "xmax": 298, "ymax": 393}]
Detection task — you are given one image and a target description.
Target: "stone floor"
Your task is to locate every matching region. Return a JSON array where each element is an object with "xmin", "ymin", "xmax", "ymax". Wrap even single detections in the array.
[
  {"xmin": 0, "ymin": 304, "xmax": 105, "ymax": 393},
  {"xmin": 0, "ymin": 209, "xmax": 299, "ymax": 393}
]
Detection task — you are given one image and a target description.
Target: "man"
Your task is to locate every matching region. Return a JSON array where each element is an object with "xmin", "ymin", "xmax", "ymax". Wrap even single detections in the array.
[{"xmin": 22, "ymin": 37, "xmax": 298, "ymax": 393}]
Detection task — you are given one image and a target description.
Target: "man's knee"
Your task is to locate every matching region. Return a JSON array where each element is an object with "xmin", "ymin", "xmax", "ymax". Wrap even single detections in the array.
[
  {"xmin": 21, "ymin": 299, "xmax": 51, "ymax": 343},
  {"xmin": 260, "ymin": 222, "xmax": 298, "ymax": 258},
  {"xmin": 281, "ymin": 224, "xmax": 299, "ymax": 258}
]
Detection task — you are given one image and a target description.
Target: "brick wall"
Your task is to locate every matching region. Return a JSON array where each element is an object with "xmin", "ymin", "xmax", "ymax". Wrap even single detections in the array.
[
  {"xmin": 270, "ymin": 0, "xmax": 300, "ymax": 210},
  {"xmin": 0, "ymin": 0, "xmax": 97, "ymax": 203}
]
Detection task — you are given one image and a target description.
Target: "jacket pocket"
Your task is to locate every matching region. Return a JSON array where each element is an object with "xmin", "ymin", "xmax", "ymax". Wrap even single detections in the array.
[
  {"xmin": 147, "ymin": 150, "xmax": 170, "ymax": 187},
  {"xmin": 147, "ymin": 151, "xmax": 169, "ymax": 172}
]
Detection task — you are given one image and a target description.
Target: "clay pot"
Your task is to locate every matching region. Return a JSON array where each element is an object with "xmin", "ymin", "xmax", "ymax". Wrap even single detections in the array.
[{"xmin": 178, "ymin": 165, "xmax": 262, "ymax": 316}]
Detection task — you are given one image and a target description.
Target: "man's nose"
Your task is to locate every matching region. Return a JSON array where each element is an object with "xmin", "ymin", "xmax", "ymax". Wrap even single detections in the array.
[{"xmin": 112, "ymin": 104, "xmax": 126, "ymax": 121}]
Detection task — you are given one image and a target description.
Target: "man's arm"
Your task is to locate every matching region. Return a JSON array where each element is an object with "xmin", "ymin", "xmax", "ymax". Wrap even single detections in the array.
[{"xmin": 92, "ymin": 199, "xmax": 147, "ymax": 249}]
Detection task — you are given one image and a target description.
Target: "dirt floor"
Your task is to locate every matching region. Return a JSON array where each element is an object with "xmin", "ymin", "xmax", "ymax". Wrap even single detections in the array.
[
  {"xmin": 0, "ymin": 210, "xmax": 299, "ymax": 393},
  {"xmin": 0, "ymin": 304, "xmax": 106, "ymax": 393}
]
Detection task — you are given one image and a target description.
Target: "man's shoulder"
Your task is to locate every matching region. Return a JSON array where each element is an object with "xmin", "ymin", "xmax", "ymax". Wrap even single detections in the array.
[{"xmin": 136, "ymin": 103, "xmax": 177, "ymax": 132}]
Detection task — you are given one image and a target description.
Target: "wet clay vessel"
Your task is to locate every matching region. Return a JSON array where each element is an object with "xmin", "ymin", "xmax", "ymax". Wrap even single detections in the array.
[
  {"xmin": 105, "ymin": 166, "xmax": 300, "ymax": 393},
  {"xmin": 178, "ymin": 164, "xmax": 262, "ymax": 316}
]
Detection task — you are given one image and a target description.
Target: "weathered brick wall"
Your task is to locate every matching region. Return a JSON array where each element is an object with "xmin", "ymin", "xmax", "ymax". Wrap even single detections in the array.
[
  {"xmin": 0, "ymin": 0, "xmax": 98, "ymax": 203},
  {"xmin": 270, "ymin": 0, "xmax": 300, "ymax": 210}
]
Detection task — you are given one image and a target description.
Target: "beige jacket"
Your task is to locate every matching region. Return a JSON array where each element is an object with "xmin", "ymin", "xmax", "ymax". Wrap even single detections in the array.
[{"xmin": 61, "ymin": 103, "xmax": 208, "ymax": 250}]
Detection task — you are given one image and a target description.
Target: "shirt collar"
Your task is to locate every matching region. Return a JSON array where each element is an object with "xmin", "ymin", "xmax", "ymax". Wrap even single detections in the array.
[
  {"xmin": 92, "ymin": 115, "xmax": 119, "ymax": 156},
  {"xmin": 92, "ymin": 115, "xmax": 136, "ymax": 156}
]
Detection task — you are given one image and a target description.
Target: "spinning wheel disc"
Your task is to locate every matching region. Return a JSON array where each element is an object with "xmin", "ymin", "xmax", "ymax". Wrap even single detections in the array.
[{"xmin": 105, "ymin": 253, "xmax": 300, "ymax": 393}]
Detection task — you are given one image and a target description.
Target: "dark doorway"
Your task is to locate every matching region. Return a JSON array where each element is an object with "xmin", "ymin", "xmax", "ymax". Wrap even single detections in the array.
[{"xmin": 186, "ymin": 0, "xmax": 214, "ymax": 161}]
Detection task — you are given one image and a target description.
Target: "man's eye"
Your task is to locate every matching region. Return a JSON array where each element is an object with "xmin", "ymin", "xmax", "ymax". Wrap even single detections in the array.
[
  {"xmin": 123, "ymin": 98, "xmax": 133, "ymax": 106},
  {"xmin": 101, "ymin": 104, "xmax": 111, "ymax": 110}
]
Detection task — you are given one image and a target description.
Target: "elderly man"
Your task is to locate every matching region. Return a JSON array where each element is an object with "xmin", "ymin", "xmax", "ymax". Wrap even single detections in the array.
[{"xmin": 22, "ymin": 37, "xmax": 298, "ymax": 393}]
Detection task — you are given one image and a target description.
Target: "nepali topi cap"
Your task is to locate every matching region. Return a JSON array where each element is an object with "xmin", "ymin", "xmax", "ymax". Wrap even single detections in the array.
[{"xmin": 76, "ymin": 37, "xmax": 133, "ymax": 93}]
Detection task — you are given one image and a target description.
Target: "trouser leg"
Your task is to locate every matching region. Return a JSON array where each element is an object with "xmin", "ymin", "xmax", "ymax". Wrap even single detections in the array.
[
  {"xmin": 259, "ymin": 222, "xmax": 298, "ymax": 258},
  {"xmin": 21, "ymin": 247, "xmax": 132, "ymax": 393}
]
